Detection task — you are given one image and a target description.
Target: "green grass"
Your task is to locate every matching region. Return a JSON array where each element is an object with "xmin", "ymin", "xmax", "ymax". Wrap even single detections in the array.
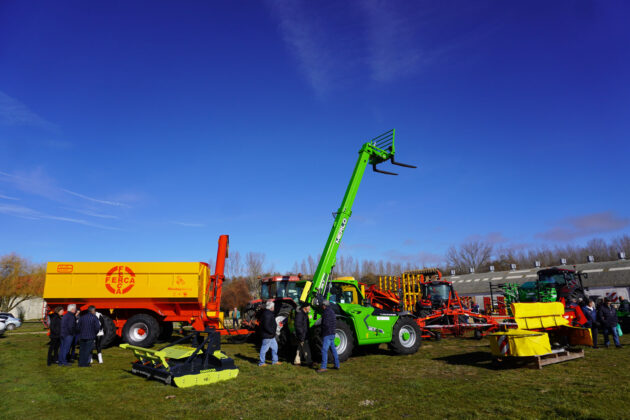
[{"xmin": 0, "ymin": 330, "xmax": 628, "ymax": 420}]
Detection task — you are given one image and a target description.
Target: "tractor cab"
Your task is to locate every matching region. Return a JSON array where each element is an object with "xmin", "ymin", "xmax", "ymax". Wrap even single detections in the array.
[{"xmin": 537, "ymin": 268, "xmax": 587, "ymax": 303}]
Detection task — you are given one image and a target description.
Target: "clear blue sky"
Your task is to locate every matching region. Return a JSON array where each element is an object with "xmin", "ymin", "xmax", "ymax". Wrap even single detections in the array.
[{"xmin": 1, "ymin": 1, "xmax": 629, "ymax": 271}]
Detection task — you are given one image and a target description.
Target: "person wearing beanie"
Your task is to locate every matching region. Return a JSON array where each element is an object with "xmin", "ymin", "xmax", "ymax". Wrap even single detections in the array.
[
  {"xmin": 317, "ymin": 300, "xmax": 339, "ymax": 372},
  {"xmin": 258, "ymin": 300, "xmax": 281, "ymax": 366}
]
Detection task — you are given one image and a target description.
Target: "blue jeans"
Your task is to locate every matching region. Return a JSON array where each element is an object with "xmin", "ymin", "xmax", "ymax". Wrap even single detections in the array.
[
  {"xmin": 320, "ymin": 334, "xmax": 339, "ymax": 369},
  {"xmin": 603, "ymin": 325, "xmax": 621, "ymax": 347},
  {"xmin": 59, "ymin": 335, "xmax": 74, "ymax": 365},
  {"xmin": 259, "ymin": 338, "xmax": 278, "ymax": 365}
]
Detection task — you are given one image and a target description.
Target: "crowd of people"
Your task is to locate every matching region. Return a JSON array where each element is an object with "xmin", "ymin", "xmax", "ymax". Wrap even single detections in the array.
[
  {"xmin": 580, "ymin": 297, "xmax": 625, "ymax": 349},
  {"xmin": 258, "ymin": 299, "xmax": 339, "ymax": 372},
  {"xmin": 47, "ymin": 304, "xmax": 106, "ymax": 367}
]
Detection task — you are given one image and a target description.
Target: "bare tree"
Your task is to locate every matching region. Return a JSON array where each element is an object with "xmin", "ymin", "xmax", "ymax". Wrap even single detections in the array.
[
  {"xmin": 307, "ymin": 255, "xmax": 316, "ymax": 275},
  {"xmin": 226, "ymin": 250, "xmax": 242, "ymax": 279},
  {"xmin": 245, "ymin": 252, "xmax": 266, "ymax": 295},
  {"xmin": 446, "ymin": 241, "xmax": 493, "ymax": 273}
]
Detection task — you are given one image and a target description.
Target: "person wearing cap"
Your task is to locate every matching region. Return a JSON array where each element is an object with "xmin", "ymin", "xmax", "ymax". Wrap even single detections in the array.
[
  {"xmin": 294, "ymin": 303, "xmax": 312, "ymax": 366},
  {"xmin": 317, "ymin": 300, "xmax": 339, "ymax": 372},
  {"xmin": 618, "ymin": 296, "xmax": 630, "ymax": 313},
  {"xmin": 599, "ymin": 298, "xmax": 622, "ymax": 348},
  {"xmin": 258, "ymin": 300, "xmax": 281, "ymax": 366}
]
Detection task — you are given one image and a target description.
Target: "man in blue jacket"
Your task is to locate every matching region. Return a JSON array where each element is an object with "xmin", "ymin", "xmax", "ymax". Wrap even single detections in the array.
[
  {"xmin": 58, "ymin": 304, "xmax": 77, "ymax": 366},
  {"xmin": 77, "ymin": 306, "xmax": 101, "ymax": 367},
  {"xmin": 581, "ymin": 299, "xmax": 599, "ymax": 348},
  {"xmin": 317, "ymin": 300, "xmax": 339, "ymax": 372}
]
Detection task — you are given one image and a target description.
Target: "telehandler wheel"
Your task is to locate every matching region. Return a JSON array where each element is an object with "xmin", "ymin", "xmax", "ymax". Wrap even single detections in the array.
[
  {"xmin": 390, "ymin": 317, "xmax": 421, "ymax": 355},
  {"xmin": 158, "ymin": 321, "xmax": 173, "ymax": 342},
  {"xmin": 99, "ymin": 313, "xmax": 118, "ymax": 348},
  {"xmin": 122, "ymin": 314, "xmax": 160, "ymax": 348}
]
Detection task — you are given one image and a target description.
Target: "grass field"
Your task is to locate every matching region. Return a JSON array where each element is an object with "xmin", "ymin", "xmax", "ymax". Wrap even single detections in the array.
[{"xmin": 1, "ymin": 323, "xmax": 629, "ymax": 420}]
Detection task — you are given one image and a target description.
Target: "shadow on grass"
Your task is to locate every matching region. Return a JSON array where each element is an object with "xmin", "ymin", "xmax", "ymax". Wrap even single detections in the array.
[{"xmin": 433, "ymin": 351, "xmax": 525, "ymax": 371}]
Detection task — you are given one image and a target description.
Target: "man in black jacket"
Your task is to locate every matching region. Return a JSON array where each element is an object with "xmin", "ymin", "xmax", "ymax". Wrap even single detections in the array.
[
  {"xmin": 318, "ymin": 300, "xmax": 339, "ymax": 372},
  {"xmin": 294, "ymin": 303, "xmax": 312, "ymax": 366},
  {"xmin": 77, "ymin": 306, "xmax": 101, "ymax": 367},
  {"xmin": 59, "ymin": 304, "xmax": 77, "ymax": 366},
  {"xmin": 581, "ymin": 299, "xmax": 599, "ymax": 348},
  {"xmin": 599, "ymin": 298, "xmax": 622, "ymax": 348},
  {"xmin": 47, "ymin": 306, "xmax": 64, "ymax": 366},
  {"xmin": 258, "ymin": 301, "xmax": 281, "ymax": 366}
]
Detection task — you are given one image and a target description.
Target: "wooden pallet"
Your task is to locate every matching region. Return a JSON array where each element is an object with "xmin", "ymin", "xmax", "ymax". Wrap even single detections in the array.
[{"xmin": 528, "ymin": 348, "xmax": 584, "ymax": 369}]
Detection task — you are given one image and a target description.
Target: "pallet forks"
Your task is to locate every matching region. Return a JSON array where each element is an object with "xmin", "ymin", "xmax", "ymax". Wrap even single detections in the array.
[{"xmin": 120, "ymin": 328, "xmax": 238, "ymax": 388}]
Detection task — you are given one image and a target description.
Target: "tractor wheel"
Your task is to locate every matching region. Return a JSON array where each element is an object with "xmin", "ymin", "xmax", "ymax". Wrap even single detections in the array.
[
  {"xmin": 473, "ymin": 329, "xmax": 483, "ymax": 340},
  {"xmin": 99, "ymin": 314, "xmax": 118, "ymax": 348},
  {"xmin": 158, "ymin": 321, "xmax": 173, "ymax": 342},
  {"xmin": 122, "ymin": 314, "xmax": 160, "ymax": 348},
  {"xmin": 242, "ymin": 305, "xmax": 258, "ymax": 328},
  {"xmin": 311, "ymin": 321, "xmax": 355, "ymax": 363},
  {"xmin": 434, "ymin": 331, "xmax": 442, "ymax": 341},
  {"xmin": 390, "ymin": 317, "xmax": 422, "ymax": 355}
]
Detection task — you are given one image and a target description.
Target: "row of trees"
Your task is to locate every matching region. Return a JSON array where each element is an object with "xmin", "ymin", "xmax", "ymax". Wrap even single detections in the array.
[{"xmin": 3, "ymin": 234, "xmax": 628, "ymax": 312}]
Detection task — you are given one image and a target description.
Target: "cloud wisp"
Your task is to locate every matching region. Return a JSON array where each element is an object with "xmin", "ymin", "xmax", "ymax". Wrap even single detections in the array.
[
  {"xmin": 0, "ymin": 169, "xmax": 131, "ymax": 208},
  {"xmin": 0, "ymin": 203, "xmax": 121, "ymax": 230},
  {"xmin": 0, "ymin": 193, "xmax": 19, "ymax": 200},
  {"xmin": 0, "ymin": 91, "xmax": 56, "ymax": 130},
  {"xmin": 536, "ymin": 211, "xmax": 630, "ymax": 242}
]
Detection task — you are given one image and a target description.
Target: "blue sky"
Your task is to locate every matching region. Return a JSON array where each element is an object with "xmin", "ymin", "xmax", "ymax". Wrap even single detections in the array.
[{"xmin": 1, "ymin": 1, "xmax": 629, "ymax": 272}]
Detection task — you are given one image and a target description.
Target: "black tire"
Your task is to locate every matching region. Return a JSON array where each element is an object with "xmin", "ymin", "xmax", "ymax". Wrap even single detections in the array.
[
  {"xmin": 311, "ymin": 320, "xmax": 355, "ymax": 363},
  {"xmin": 434, "ymin": 331, "xmax": 442, "ymax": 341},
  {"xmin": 473, "ymin": 329, "xmax": 483, "ymax": 340},
  {"xmin": 158, "ymin": 321, "xmax": 173, "ymax": 342},
  {"xmin": 99, "ymin": 314, "xmax": 118, "ymax": 348},
  {"xmin": 390, "ymin": 317, "xmax": 422, "ymax": 355},
  {"xmin": 122, "ymin": 314, "xmax": 160, "ymax": 348},
  {"xmin": 242, "ymin": 305, "xmax": 258, "ymax": 329}
]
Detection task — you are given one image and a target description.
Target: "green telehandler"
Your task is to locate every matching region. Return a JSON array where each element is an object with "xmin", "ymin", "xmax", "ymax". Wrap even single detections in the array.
[{"xmin": 296, "ymin": 129, "xmax": 422, "ymax": 362}]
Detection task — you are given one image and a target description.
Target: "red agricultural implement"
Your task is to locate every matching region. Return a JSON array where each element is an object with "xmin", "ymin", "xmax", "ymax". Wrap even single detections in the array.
[{"xmin": 373, "ymin": 269, "xmax": 505, "ymax": 340}]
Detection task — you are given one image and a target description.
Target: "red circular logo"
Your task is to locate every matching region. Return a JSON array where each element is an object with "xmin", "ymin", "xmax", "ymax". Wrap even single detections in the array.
[{"xmin": 105, "ymin": 265, "xmax": 136, "ymax": 294}]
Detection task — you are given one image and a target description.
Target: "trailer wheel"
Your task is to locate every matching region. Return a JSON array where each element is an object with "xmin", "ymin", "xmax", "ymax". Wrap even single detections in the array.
[
  {"xmin": 158, "ymin": 322, "xmax": 173, "ymax": 342},
  {"xmin": 100, "ymin": 314, "xmax": 118, "ymax": 348},
  {"xmin": 390, "ymin": 317, "xmax": 422, "ymax": 355},
  {"xmin": 123, "ymin": 314, "xmax": 160, "ymax": 348}
]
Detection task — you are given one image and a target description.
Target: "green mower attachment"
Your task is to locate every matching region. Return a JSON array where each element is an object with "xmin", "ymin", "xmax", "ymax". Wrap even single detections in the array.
[{"xmin": 120, "ymin": 328, "xmax": 238, "ymax": 388}]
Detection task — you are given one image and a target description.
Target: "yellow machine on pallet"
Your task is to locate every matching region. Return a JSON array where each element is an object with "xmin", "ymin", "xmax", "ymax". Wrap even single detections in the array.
[
  {"xmin": 488, "ymin": 302, "xmax": 592, "ymax": 367},
  {"xmin": 120, "ymin": 328, "xmax": 238, "ymax": 387}
]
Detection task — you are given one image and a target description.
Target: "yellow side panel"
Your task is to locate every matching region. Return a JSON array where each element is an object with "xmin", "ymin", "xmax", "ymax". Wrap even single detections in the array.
[
  {"xmin": 44, "ymin": 262, "xmax": 204, "ymax": 300},
  {"xmin": 512, "ymin": 302, "xmax": 566, "ymax": 318},
  {"xmin": 489, "ymin": 329, "xmax": 551, "ymax": 357}
]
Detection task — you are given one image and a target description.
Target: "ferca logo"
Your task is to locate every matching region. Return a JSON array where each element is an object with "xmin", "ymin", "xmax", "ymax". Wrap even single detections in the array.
[{"xmin": 105, "ymin": 265, "xmax": 136, "ymax": 294}]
